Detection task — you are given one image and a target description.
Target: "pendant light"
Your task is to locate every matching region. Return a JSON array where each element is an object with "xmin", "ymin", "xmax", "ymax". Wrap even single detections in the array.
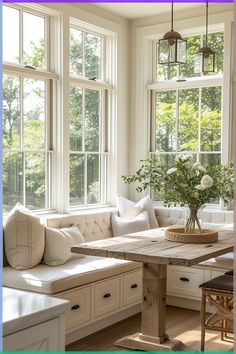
[
  {"xmin": 195, "ymin": 2, "xmax": 215, "ymax": 73},
  {"xmin": 158, "ymin": 1, "xmax": 187, "ymax": 65}
]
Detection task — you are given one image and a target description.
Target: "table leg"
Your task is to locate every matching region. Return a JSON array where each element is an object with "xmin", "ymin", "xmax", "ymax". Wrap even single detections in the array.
[{"xmin": 115, "ymin": 262, "xmax": 189, "ymax": 351}]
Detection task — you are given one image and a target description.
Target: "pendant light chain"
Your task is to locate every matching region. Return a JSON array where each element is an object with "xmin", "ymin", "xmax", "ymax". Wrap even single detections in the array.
[
  {"xmin": 205, "ymin": 2, "xmax": 208, "ymax": 47},
  {"xmin": 171, "ymin": 1, "xmax": 174, "ymax": 32}
]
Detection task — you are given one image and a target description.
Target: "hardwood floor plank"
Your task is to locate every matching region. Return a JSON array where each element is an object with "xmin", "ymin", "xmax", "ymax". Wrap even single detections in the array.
[{"xmin": 66, "ymin": 306, "xmax": 234, "ymax": 352}]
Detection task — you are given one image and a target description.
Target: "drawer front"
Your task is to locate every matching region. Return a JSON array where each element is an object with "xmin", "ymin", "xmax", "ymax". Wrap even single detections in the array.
[
  {"xmin": 167, "ymin": 266, "xmax": 203, "ymax": 299},
  {"xmin": 123, "ymin": 270, "xmax": 142, "ymax": 307},
  {"xmin": 211, "ymin": 269, "xmax": 225, "ymax": 278},
  {"xmin": 94, "ymin": 277, "xmax": 120, "ymax": 318},
  {"xmin": 58, "ymin": 286, "xmax": 91, "ymax": 330}
]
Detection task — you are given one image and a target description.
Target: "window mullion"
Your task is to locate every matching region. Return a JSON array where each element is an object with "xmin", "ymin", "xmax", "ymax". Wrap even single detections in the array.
[
  {"xmin": 175, "ymin": 89, "xmax": 179, "ymax": 153},
  {"xmin": 82, "ymin": 31, "xmax": 85, "ymax": 78},
  {"xmin": 198, "ymin": 88, "xmax": 202, "ymax": 162},
  {"xmin": 19, "ymin": 9, "xmax": 23, "ymax": 65}
]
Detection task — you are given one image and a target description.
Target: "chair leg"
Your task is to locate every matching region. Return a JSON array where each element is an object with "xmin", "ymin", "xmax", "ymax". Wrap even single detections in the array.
[{"xmin": 200, "ymin": 291, "xmax": 206, "ymax": 352}]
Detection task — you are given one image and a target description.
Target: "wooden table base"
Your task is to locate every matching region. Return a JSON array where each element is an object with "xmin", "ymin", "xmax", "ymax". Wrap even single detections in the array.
[{"xmin": 115, "ymin": 332, "xmax": 190, "ymax": 351}]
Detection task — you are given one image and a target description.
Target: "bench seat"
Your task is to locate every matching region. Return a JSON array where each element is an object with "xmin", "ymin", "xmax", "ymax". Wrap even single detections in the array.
[{"xmin": 3, "ymin": 256, "xmax": 141, "ymax": 295}]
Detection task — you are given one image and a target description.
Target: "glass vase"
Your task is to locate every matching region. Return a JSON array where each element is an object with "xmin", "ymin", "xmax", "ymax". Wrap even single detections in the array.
[{"xmin": 184, "ymin": 207, "xmax": 201, "ymax": 234}]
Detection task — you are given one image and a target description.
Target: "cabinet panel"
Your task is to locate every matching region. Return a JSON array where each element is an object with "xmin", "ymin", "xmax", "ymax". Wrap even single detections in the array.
[
  {"xmin": 167, "ymin": 266, "xmax": 203, "ymax": 299},
  {"xmin": 58, "ymin": 286, "xmax": 91, "ymax": 330},
  {"xmin": 94, "ymin": 277, "xmax": 120, "ymax": 318},
  {"xmin": 123, "ymin": 270, "xmax": 142, "ymax": 307},
  {"xmin": 3, "ymin": 318, "xmax": 59, "ymax": 351}
]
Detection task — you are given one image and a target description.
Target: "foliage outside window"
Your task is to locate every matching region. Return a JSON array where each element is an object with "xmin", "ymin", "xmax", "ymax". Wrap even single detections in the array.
[
  {"xmin": 69, "ymin": 26, "xmax": 107, "ymax": 206},
  {"xmin": 151, "ymin": 32, "xmax": 224, "ymax": 202},
  {"xmin": 3, "ymin": 5, "xmax": 51, "ymax": 212}
]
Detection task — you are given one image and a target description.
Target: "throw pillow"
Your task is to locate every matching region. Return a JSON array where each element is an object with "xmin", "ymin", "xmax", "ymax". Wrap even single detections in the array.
[
  {"xmin": 44, "ymin": 226, "xmax": 85, "ymax": 266},
  {"xmin": 116, "ymin": 195, "xmax": 159, "ymax": 229},
  {"xmin": 112, "ymin": 211, "xmax": 150, "ymax": 237},
  {"xmin": 4, "ymin": 203, "xmax": 45, "ymax": 270}
]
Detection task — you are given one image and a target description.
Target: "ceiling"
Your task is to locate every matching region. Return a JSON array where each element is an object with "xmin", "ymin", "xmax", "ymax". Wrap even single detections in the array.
[{"xmin": 92, "ymin": 3, "xmax": 203, "ymax": 20}]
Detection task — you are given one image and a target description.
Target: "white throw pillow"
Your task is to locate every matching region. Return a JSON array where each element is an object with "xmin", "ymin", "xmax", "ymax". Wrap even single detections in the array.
[
  {"xmin": 44, "ymin": 226, "xmax": 85, "ymax": 266},
  {"xmin": 112, "ymin": 211, "xmax": 150, "ymax": 237},
  {"xmin": 4, "ymin": 203, "xmax": 45, "ymax": 270},
  {"xmin": 116, "ymin": 195, "xmax": 159, "ymax": 229}
]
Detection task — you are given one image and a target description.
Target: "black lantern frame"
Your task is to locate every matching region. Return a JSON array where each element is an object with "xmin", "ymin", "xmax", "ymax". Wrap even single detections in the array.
[
  {"xmin": 195, "ymin": 2, "xmax": 216, "ymax": 74},
  {"xmin": 158, "ymin": 2, "xmax": 187, "ymax": 65}
]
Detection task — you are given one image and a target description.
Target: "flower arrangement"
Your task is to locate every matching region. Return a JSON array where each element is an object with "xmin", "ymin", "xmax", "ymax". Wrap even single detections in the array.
[{"xmin": 122, "ymin": 155, "xmax": 233, "ymax": 234}]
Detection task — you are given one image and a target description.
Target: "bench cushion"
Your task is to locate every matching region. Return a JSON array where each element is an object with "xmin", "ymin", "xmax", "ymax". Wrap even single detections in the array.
[{"xmin": 3, "ymin": 256, "xmax": 141, "ymax": 295}]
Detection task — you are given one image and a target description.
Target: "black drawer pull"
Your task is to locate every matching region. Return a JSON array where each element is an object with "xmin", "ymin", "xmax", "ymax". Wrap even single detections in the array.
[
  {"xmin": 71, "ymin": 304, "xmax": 80, "ymax": 310},
  {"xmin": 103, "ymin": 293, "xmax": 111, "ymax": 298},
  {"xmin": 131, "ymin": 283, "xmax": 138, "ymax": 289},
  {"xmin": 180, "ymin": 277, "xmax": 189, "ymax": 282}
]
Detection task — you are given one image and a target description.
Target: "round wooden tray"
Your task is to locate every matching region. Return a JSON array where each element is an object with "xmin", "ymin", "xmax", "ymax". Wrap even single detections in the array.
[{"xmin": 165, "ymin": 227, "xmax": 218, "ymax": 243}]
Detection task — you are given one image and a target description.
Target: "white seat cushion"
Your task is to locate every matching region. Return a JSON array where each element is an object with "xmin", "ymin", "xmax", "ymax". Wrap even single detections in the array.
[{"xmin": 3, "ymin": 256, "xmax": 141, "ymax": 295}]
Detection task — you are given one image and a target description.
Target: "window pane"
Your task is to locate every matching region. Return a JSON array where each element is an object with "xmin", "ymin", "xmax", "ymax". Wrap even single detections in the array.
[
  {"xmin": 85, "ymin": 89, "xmax": 100, "ymax": 151},
  {"xmin": 87, "ymin": 154, "xmax": 100, "ymax": 204},
  {"xmin": 69, "ymin": 86, "xmax": 83, "ymax": 151},
  {"xmin": 25, "ymin": 153, "xmax": 46, "ymax": 209},
  {"xmin": 155, "ymin": 91, "xmax": 176, "ymax": 152},
  {"xmin": 178, "ymin": 89, "xmax": 199, "ymax": 151},
  {"xmin": 200, "ymin": 153, "xmax": 221, "ymax": 167},
  {"xmin": 201, "ymin": 87, "xmax": 221, "ymax": 152},
  {"xmin": 85, "ymin": 33, "xmax": 102, "ymax": 80},
  {"xmin": 23, "ymin": 12, "xmax": 45, "ymax": 69},
  {"xmin": 3, "ymin": 75, "xmax": 21, "ymax": 149},
  {"xmin": 3, "ymin": 6, "xmax": 20, "ymax": 64},
  {"xmin": 24, "ymin": 79, "xmax": 46, "ymax": 150},
  {"xmin": 70, "ymin": 28, "xmax": 83, "ymax": 77},
  {"xmin": 179, "ymin": 35, "xmax": 201, "ymax": 78},
  {"xmin": 203, "ymin": 32, "xmax": 224, "ymax": 74},
  {"xmin": 3, "ymin": 152, "xmax": 23, "ymax": 212},
  {"xmin": 70, "ymin": 154, "xmax": 85, "ymax": 205}
]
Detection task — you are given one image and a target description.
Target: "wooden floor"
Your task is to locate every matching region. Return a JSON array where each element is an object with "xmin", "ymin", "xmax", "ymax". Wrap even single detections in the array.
[{"xmin": 66, "ymin": 306, "xmax": 234, "ymax": 352}]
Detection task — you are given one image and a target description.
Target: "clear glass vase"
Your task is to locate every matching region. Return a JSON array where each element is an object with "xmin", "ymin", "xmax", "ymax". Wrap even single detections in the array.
[{"xmin": 184, "ymin": 207, "xmax": 202, "ymax": 234}]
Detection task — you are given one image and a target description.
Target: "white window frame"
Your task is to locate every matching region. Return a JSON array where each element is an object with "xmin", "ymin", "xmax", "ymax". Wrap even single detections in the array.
[
  {"xmin": 2, "ymin": 4, "xmax": 56, "ymax": 213},
  {"xmin": 131, "ymin": 11, "xmax": 233, "ymax": 207},
  {"xmin": 68, "ymin": 20, "xmax": 113, "ymax": 209}
]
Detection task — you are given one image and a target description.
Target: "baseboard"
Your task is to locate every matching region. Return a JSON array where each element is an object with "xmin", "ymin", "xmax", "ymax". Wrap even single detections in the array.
[{"xmin": 66, "ymin": 304, "xmax": 142, "ymax": 345}]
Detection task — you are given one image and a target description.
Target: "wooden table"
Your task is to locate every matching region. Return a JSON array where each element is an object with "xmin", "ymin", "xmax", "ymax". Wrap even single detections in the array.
[{"xmin": 72, "ymin": 227, "xmax": 234, "ymax": 351}]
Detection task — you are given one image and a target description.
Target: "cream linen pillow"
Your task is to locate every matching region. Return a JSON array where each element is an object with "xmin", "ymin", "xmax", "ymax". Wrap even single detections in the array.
[
  {"xmin": 44, "ymin": 226, "xmax": 85, "ymax": 266},
  {"xmin": 116, "ymin": 195, "xmax": 159, "ymax": 229},
  {"xmin": 112, "ymin": 211, "xmax": 150, "ymax": 237},
  {"xmin": 4, "ymin": 203, "xmax": 45, "ymax": 270}
]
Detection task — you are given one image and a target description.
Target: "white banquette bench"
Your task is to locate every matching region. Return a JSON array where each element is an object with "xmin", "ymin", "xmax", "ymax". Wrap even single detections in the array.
[{"xmin": 3, "ymin": 206, "xmax": 233, "ymax": 344}]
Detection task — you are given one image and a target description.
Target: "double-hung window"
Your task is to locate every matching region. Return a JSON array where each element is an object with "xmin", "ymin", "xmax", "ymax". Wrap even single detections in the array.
[
  {"xmin": 69, "ymin": 24, "xmax": 109, "ymax": 207},
  {"xmin": 150, "ymin": 32, "xmax": 224, "ymax": 171},
  {"xmin": 2, "ymin": 5, "xmax": 54, "ymax": 212}
]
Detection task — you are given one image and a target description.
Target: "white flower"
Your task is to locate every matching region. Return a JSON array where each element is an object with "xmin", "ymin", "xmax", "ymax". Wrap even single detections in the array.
[
  {"xmin": 167, "ymin": 167, "xmax": 177, "ymax": 174},
  {"xmin": 197, "ymin": 165, "xmax": 207, "ymax": 173},
  {"xmin": 181, "ymin": 154, "xmax": 193, "ymax": 162},
  {"xmin": 201, "ymin": 175, "xmax": 213, "ymax": 188},
  {"xmin": 195, "ymin": 184, "xmax": 205, "ymax": 191},
  {"xmin": 192, "ymin": 162, "xmax": 200, "ymax": 169},
  {"xmin": 194, "ymin": 191, "xmax": 199, "ymax": 198}
]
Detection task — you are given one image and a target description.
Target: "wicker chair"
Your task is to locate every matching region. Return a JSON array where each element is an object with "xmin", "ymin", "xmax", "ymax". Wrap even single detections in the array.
[{"xmin": 199, "ymin": 273, "xmax": 233, "ymax": 351}]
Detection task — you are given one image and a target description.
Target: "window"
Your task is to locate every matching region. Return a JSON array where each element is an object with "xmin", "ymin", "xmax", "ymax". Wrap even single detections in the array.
[
  {"xmin": 150, "ymin": 32, "xmax": 224, "ymax": 201},
  {"xmin": 3, "ymin": 5, "xmax": 52, "ymax": 212},
  {"xmin": 69, "ymin": 25, "xmax": 108, "ymax": 207}
]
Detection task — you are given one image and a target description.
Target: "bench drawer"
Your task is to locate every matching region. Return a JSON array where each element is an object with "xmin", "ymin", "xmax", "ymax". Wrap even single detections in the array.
[
  {"xmin": 167, "ymin": 266, "xmax": 203, "ymax": 299},
  {"xmin": 58, "ymin": 286, "xmax": 91, "ymax": 330},
  {"xmin": 94, "ymin": 277, "xmax": 120, "ymax": 318},
  {"xmin": 123, "ymin": 270, "xmax": 142, "ymax": 307}
]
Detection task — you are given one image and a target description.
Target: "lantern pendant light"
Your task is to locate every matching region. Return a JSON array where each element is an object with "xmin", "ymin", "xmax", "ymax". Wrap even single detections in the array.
[
  {"xmin": 195, "ymin": 2, "xmax": 215, "ymax": 73},
  {"xmin": 158, "ymin": 1, "xmax": 187, "ymax": 65}
]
